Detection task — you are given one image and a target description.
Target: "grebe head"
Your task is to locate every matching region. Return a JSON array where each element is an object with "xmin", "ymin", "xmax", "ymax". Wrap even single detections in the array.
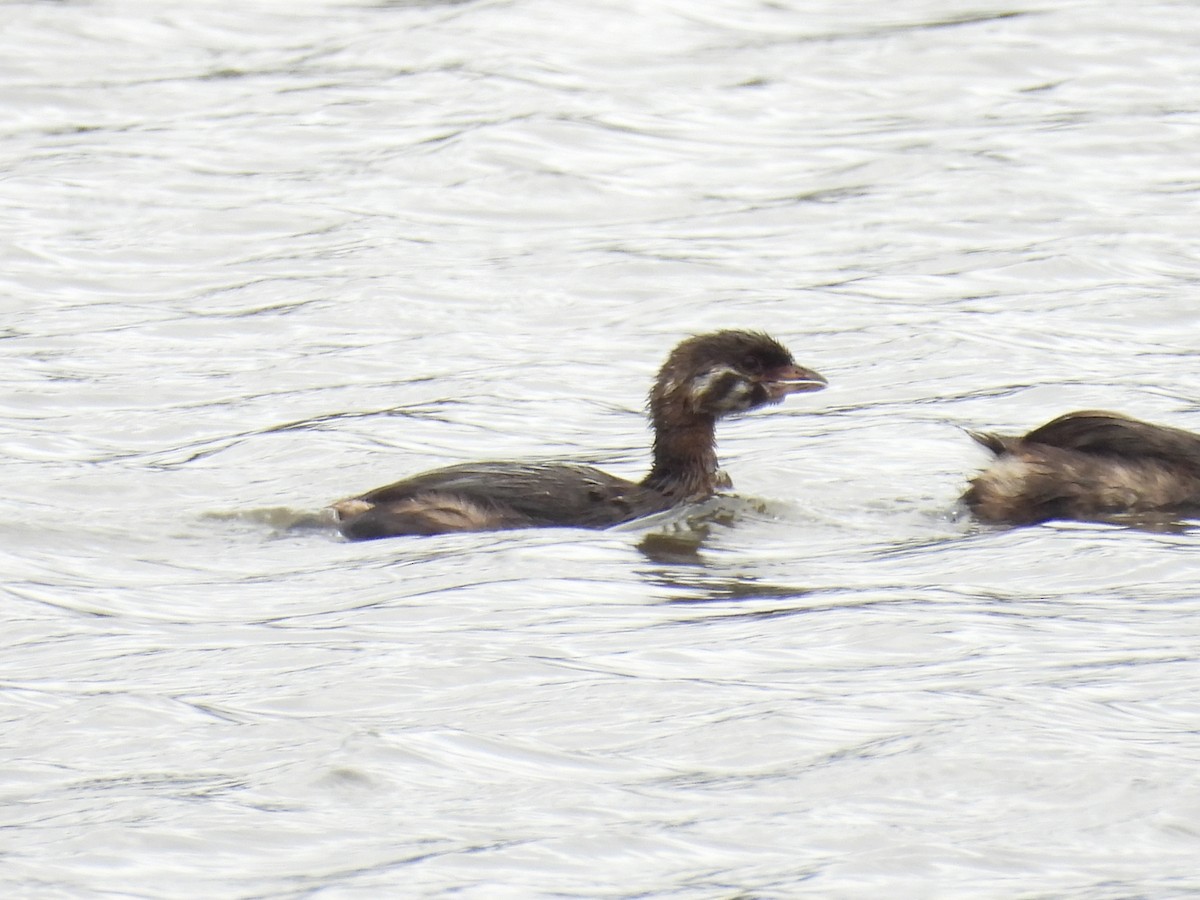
[{"xmin": 650, "ymin": 330, "xmax": 826, "ymax": 421}]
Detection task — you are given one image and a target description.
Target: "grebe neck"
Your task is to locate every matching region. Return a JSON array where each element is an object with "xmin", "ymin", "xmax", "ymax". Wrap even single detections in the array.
[{"xmin": 641, "ymin": 414, "xmax": 720, "ymax": 498}]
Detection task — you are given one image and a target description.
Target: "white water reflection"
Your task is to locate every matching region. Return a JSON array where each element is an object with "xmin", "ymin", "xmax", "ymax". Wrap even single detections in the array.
[{"xmin": 3, "ymin": 0, "xmax": 1200, "ymax": 896}]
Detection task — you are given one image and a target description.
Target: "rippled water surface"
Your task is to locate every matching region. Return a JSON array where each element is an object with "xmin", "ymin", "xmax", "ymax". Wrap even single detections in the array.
[{"xmin": 3, "ymin": 0, "xmax": 1200, "ymax": 895}]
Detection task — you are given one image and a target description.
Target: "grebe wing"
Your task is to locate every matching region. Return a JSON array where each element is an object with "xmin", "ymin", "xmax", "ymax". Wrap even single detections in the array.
[
  {"xmin": 1022, "ymin": 411, "xmax": 1200, "ymax": 468},
  {"xmin": 353, "ymin": 461, "xmax": 667, "ymax": 528}
]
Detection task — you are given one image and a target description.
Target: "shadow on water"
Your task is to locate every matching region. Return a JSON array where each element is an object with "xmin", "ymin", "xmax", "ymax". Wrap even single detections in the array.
[
  {"xmin": 636, "ymin": 530, "xmax": 710, "ymax": 566},
  {"xmin": 205, "ymin": 506, "xmax": 340, "ymax": 537},
  {"xmin": 1101, "ymin": 514, "xmax": 1200, "ymax": 534},
  {"xmin": 945, "ymin": 509, "xmax": 1200, "ymax": 538},
  {"xmin": 626, "ymin": 497, "xmax": 830, "ymax": 609}
]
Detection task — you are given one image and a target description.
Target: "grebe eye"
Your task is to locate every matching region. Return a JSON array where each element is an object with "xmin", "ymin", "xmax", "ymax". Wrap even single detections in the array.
[{"xmin": 742, "ymin": 356, "xmax": 764, "ymax": 375}]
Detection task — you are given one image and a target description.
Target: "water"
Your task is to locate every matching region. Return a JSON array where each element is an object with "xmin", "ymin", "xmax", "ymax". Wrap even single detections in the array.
[{"xmin": 3, "ymin": 0, "xmax": 1200, "ymax": 895}]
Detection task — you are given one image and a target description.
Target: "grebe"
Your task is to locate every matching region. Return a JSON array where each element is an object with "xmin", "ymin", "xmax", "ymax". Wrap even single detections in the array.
[
  {"xmin": 964, "ymin": 410, "xmax": 1200, "ymax": 524},
  {"xmin": 332, "ymin": 330, "xmax": 826, "ymax": 540}
]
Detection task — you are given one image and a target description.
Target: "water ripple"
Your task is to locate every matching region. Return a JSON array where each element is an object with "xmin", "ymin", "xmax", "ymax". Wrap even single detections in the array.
[{"xmin": 3, "ymin": 0, "xmax": 1200, "ymax": 896}]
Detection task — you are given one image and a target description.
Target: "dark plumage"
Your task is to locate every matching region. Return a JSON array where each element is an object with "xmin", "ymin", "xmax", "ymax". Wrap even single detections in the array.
[
  {"xmin": 963, "ymin": 410, "xmax": 1200, "ymax": 525},
  {"xmin": 333, "ymin": 330, "xmax": 827, "ymax": 540}
]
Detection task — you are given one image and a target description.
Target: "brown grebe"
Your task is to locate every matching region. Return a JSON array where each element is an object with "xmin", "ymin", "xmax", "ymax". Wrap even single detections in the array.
[
  {"xmin": 964, "ymin": 410, "xmax": 1200, "ymax": 525},
  {"xmin": 332, "ymin": 330, "xmax": 827, "ymax": 540}
]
